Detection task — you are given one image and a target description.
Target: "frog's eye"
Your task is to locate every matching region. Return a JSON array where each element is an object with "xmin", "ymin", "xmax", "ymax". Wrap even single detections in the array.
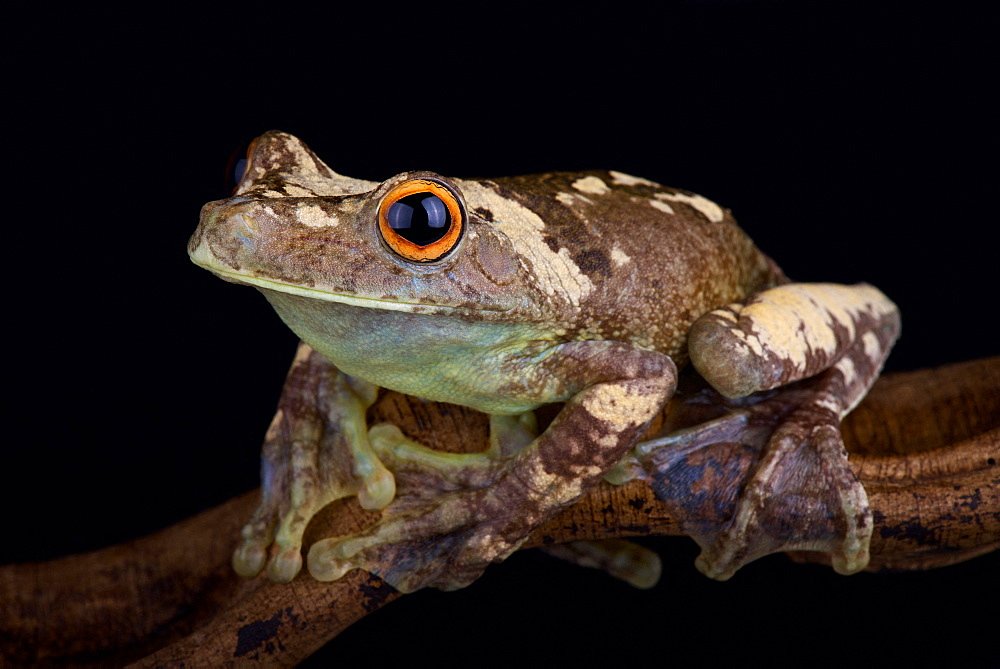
[
  {"xmin": 378, "ymin": 179, "xmax": 465, "ymax": 263},
  {"xmin": 224, "ymin": 138, "xmax": 258, "ymax": 194}
]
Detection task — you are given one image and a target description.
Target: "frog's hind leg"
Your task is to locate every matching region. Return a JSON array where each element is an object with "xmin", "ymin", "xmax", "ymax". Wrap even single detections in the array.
[
  {"xmin": 233, "ymin": 343, "xmax": 395, "ymax": 583},
  {"xmin": 669, "ymin": 282, "xmax": 901, "ymax": 579}
]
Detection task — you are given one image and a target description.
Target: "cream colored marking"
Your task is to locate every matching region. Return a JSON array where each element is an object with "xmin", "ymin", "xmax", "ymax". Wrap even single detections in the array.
[
  {"xmin": 292, "ymin": 343, "xmax": 314, "ymax": 365},
  {"xmin": 522, "ymin": 458, "xmax": 584, "ymax": 501},
  {"xmin": 649, "ymin": 199, "xmax": 676, "ymax": 215},
  {"xmin": 712, "ymin": 309, "xmax": 738, "ymax": 323},
  {"xmin": 609, "ymin": 171, "xmax": 658, "ymax": 187},
  {"xmin": 266, "ymin": 146, "xmax": 284, "ymax": 169},
  {"xmin": 296, "ymin": 204, "xmax": 340, "ymax": 228},
  {"xmin": 838, "ymin": 356, "xmax": 858, "ymax": 387},
  {"xmin": 590, "ymin": 432, "xmax": 622, "ymax": 451},
  {"xmin": 728, "ymin": 324, "xmax": 764, "ymax": 357},
  {"xmin": 282, "ymin": 134, "xmax": 324, "ymax": 177},
  {"xmin": 262, "ymin": 190, "xmax": 284, "ymax": 198},
  {"xmin": 570, "ymin": 463, "xmax": 605, "ymax": 478},
  {"xmin": 815, "ymin": 395, "xmax": 842, "ymax": 414},
  {"xmin": 581, "ymin": 384, "xmax": 662, "ymax": 432},
  {"xmin": 460, "ymin": 181, "xmax": 594, "ymax": 308},
  {"xmin": 611, "ymin": 244, "xmax": 631, "ymax": 267},
  {"xmin": 284, "ymin": 185, "xmax": 316, "ymax": 198},
  {"xmin": 573, "ymin": 176, "xmax": 610, "ymax": 195},
  {"xmin": 862, "ymin": 331, "xmax": 881, "ymax": 359},
  {"xmin": 655, "ymin": 191, "xmax": 724, "ymax": 223},
  {"xmin": 261, "ymin": 205, "xmax": 283, "ymax": 224},
  {"xmin": 728, "ymin": 338, "xmax": 753, "ymax": 361},
  {"xmin": 739, "ymin": 286, "xmax": 841, "ymax": 371},
  {"xmin": 264, "ymin": 408, "xmax": 285, "ymax": 442},
  {"xmin": 556, "ymin": 192, "xmax": 589, "ymax": 207},
  {"xmin": 725, "ymin": 284, "xmax": 894, "ymax": 373}
]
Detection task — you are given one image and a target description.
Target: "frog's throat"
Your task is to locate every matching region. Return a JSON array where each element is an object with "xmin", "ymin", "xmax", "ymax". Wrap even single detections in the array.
[{"xmin": 204, "ymin": 267, "xmax": 510, "ymax": 315}]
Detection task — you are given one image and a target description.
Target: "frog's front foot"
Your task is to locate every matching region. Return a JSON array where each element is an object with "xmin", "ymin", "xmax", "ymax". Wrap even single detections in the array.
[
  {"xmin": 233, "ymin": 343, "xmax": 395, "ymax": 583},
  {"xmin": 299, "ymin": 420, "xmax": 542, "ymax": 591},
  {"xmin": 307, "ymin": 462, "xmax": 541, "ymax": 592}
]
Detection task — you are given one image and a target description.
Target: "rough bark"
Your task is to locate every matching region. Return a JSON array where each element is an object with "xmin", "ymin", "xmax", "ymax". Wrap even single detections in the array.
[{"xmin": 0, "ymin": 358, "xmax": 996, "ymax": 667}]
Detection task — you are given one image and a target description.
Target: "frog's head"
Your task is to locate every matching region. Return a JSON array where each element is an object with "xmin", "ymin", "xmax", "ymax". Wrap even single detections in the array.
[{"xmin": 188, "ymin": 131, "xmax": 533, "ymax": 319}]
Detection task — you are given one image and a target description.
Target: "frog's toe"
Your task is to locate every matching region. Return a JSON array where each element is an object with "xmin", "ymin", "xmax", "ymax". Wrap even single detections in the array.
[
  {"xmin": 231, "ymin": 504, "xmax": 277, "ymax": 578},
  {"xmin": 540, "ymin": 540, "xmax": 662, "ymax": 589},
  {"xmin": 369, "ymin": 422, "xmax": 496, "ymax": 488},
  {"xmin": 232, "ymin": 518, "xmax": 307, "ymax": 582},
  {"xmin": 232, "ymin": 536, "xmax": 269, "ymax": 578},
  {"xmin": 307, "ymin": 530, "xmax": 395, "ymax": 583},
  {"xmin": 356, "ymin": 460, "xmax": 396, "ymax": 510},
  {"xmin": 267, "ymin": 545, "xmax": 304, "ymax": 583},
  {"xmin": 306, "ymin": 542, "xmax": 355, "ymax": 583},
  {"xmin": 307, "ymin": 522, "xmax": 419, "ymax": 589}
]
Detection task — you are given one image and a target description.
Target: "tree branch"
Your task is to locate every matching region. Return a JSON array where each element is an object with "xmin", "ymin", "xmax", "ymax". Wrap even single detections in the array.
[{"xmin": 1, "ymin": 358, "xmax": 996, "ymax": 666}]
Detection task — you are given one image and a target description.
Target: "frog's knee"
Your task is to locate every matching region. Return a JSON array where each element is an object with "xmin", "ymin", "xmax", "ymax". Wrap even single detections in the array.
[
  {"xmin": 690, "ymin": 283, "xmax": 898, "ymax": 398},
  {"xmin": 357, "ymin": 465, "xmax": 396, "ymax": 511},
  {"xmin": 232, "ymin": 537, "xmax": 268, "ymax": 578},
  {"xmin": 688, "ymin": 312, "xmax": 771, "ymax": 398}
]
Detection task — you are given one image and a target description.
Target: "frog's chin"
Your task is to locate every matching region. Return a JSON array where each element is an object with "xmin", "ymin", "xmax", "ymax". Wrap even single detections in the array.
[{"xmin": 202, "ymin": 266, "xmax": 493, "ymax": 316}]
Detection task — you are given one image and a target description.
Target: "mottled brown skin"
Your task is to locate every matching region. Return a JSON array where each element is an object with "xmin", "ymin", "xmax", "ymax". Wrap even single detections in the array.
[
  {"xmin": 482, "ymin": 172, "xmax": 781, "ymax": 357},
  {"xmin": 189, "ymin": 131, "xmax": 900, "ymax": 590}
]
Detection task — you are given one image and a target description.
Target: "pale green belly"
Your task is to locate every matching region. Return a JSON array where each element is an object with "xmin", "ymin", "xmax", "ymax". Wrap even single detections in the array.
[{"xmin": 261, "ymin": 290, "xmax": 563, "ymax": 414}]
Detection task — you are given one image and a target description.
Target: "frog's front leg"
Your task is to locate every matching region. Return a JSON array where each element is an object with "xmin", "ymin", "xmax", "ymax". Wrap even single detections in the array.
[
  {"xmin": 682, "ymin": 282, "xmax": 901, "ymax": 579},
  {"xmin": 232, "ymin": 342, "xmax": 395, "ymax": 583},
  {"xmin": 307, "ymin": 341, "xmax": 677, "ymax": 592}
]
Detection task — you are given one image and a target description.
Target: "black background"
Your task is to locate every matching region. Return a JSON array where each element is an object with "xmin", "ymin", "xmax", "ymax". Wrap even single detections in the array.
[{"xmin": 5, "ymin": 2, "xmax": 996, "ymax": 666}]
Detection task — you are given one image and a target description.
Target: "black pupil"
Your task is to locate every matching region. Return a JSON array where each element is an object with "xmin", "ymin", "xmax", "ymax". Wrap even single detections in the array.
[{"xmin": 386, "ymin": 193, "xmax": 451, "ymax": 245}]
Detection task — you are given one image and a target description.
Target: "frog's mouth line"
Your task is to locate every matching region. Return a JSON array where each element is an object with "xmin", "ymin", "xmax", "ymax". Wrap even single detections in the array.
[{"xmin": 201, "ymin": 266, "xmax": 505, "ymax": 316}]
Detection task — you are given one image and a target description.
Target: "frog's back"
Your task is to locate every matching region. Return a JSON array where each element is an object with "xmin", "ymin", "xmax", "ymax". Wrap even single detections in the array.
[{"xmin": 481, "ymin": 170, "xmax": 781, "ymax": 360}]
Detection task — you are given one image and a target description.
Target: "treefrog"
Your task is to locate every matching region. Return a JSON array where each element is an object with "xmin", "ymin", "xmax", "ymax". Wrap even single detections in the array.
[{"xmin": 188, "ymin": 131, "xmax": 900, "ymax": 591}]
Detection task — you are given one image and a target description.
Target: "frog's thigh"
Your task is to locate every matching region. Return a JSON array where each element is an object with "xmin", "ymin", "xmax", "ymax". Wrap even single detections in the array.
[{"xmin": 689, "ymin": 283, "xmax": 900, "ymax": 398}]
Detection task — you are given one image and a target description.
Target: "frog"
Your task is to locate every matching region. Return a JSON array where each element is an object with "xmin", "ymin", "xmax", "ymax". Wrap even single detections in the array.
[{"xmin": 188, "ymin": 130, "xmax": 900, "ymax": 592}]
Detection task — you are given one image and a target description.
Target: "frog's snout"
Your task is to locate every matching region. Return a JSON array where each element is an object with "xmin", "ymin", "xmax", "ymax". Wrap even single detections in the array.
[{"xmin": 188, "ymin": 197, "xmax": 263, "ymax": 271}]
